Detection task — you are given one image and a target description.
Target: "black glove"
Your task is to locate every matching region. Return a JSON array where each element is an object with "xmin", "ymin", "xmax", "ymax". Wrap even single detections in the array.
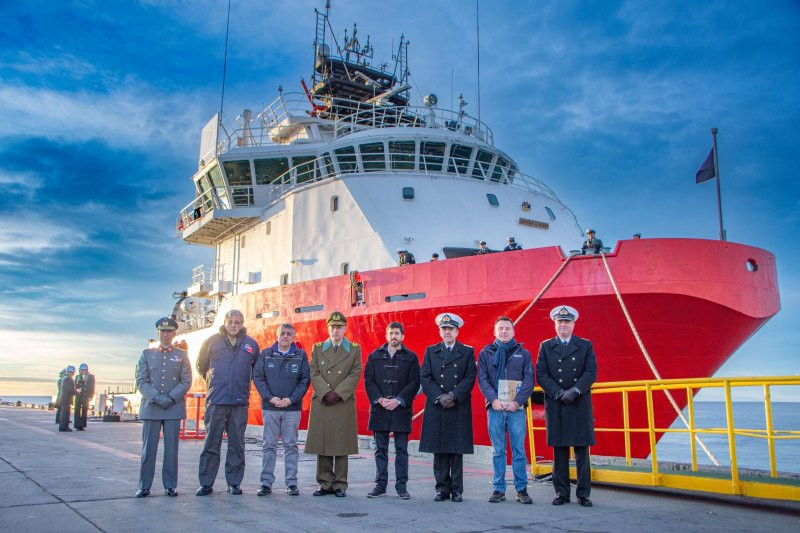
[
  {"xmin": 560, "ymin": 387, "xmax": 580, "ymax": 404},
  {"xmin": 554, "ymin": 389, "xmax": 565, "ymax": 401},
  {"xmin": 439, "ymin": 392, "xmax": 456, "ymax": 409},
  {"xmin": 154, "ymin": 394, "xmax": 172, "ymax": 408},
  {"xmin": 322, "ymin": 391, "xmax": 340, "ymax": 406}
]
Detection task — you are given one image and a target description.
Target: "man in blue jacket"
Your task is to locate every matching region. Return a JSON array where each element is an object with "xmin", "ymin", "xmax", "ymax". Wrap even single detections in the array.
[
  {"xmin": 478, "ymin": 316, "xmax": 534, "ymax": 504},
  {"xmin": 195, "ymin": 309, "xmax": 260, "ymax": 496},
  {"xmin": 253, "ymin": 323, "xmax": 310, "ymax": 496}
]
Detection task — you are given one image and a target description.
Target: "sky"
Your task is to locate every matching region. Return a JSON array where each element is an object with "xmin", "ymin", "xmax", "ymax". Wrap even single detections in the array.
[{"xmin": 0, "ymin": 0, "xmax": 798, "ymax": 400}]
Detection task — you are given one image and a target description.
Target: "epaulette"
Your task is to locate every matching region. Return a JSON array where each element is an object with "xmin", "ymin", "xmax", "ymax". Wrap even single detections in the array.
[
  {"xmin": 352, "ymin": 342, "xmax": 359, "ymax": 347},
  {"xmin": 315, "ymin": 341, "xmax": 323, "ymax": 346}
]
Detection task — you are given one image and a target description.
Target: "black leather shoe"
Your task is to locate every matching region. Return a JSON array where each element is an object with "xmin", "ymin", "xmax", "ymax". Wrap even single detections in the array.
[
  {"xmin": 516, "ymin": 490, "xmax": 533, "ymax": 504},
  {"xmin": 313, "ymin": 488, "xmax": 332, "ymax": 496},
  {"xmin": 227, "ymin": 485, "xmax": 242, "ymax": 495},
  {"xmin": 367, "ymin": 486, "xmax": 386, "ymax": 498},
  {"xmin": 579, "ymin": 497, "xmax": 593, "ymax": 507},
  {"xmin": 451, "ymin": 493, "xmax": 463, "ymax": 503},
  {"xmin": 334, "ymin": 488, "xmax": 347, "ymax": 497},
  {"xmin": 434, "ymin": 491, "xmax": 449, "ymax": 501},
  {"xmin": 195, "ymin": 486, "xmax": 213, "ymax": 496},
  {"xmin": 165, "ymin": 488, "xmax": 178, "ymax": 497},
  {"xmin": 488, "ymin": 491, "xmax": 505, "ymax": 503},
  {"xmin": 552, "ymin": 495, "xmax": 571, "ymax": 505},
  {"xmin": 397, "ymin": 490, "xmax": 411, "ymax": 499},
  {"xmin": 286, "ymin": 485, "xmax": 300, "ymax": 496},
  {"xmin": 135, "ymin": 489, "xmax": 150, "ymax": 498},
  {"xmin": 256, "ymin": 485, "xmax": 272, "ymax": 496}
]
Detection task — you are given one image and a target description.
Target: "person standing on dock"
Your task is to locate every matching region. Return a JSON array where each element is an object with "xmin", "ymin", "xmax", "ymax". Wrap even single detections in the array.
[
  {"xmin": 477, "ymin": 316, "xmax": 534, "ymax": 504},
  {"xmin": 306, "ymin": 311, "xmax": 362, "ymax": 498},
  {"xmin": 54, "ymin": 368, "xmax": 66, "ymax": 424},
  {"xmin": 419, "ymin": 313, "xmax": 477, "ymax": 503},
  {"xmin": 535, "ymin": 305, "xmax": 598, "ymax": 508},
  {"xmin": 253, "ymin": 323, "xmax": 310, "ymax": 497},
  {"xmin": 196, "ymin": 309, "xmax": 260, "ymax": 496},
  {"xmin": 73, "ymin": 363, "xmax": 95, "ymax": 431},
  {"xmin": 58, "ymin": 366, "xmax": 76, "ymax": 432},
  {"xmin": 364, "ymin": 321, "xmax": 421, "ymax": 499},
  {"xmin": 135, "ymin": 317, "xmax": 192, "ymax": 498}
]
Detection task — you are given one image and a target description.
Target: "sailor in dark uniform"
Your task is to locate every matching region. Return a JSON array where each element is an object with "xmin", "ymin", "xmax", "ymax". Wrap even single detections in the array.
[
  {"xmin": 535, "ymin": 305, "xmax": 598, "ymax": 507},
  {"xmin": 581, "ymin": 229, "xmax": 604, "ymax": 255},
  {"xmin": 419, "ymin": 313, "xmax": 477, "ymax": 502},
  {"xmin": 55, "ymin": 368, "xmax": 66, "ymax": 424},
  {"xmin": 476, "ymin": 241, "xmax": 491, "ymax": 254},
  {"xmin": 397, "ymin": 249, "xmax": 416, "ymax": 265},
  {"xmin": 135, "ymin": 317, "xmax": 192, "ymax": 497},
  {"xmin": 73, "ymin": 363, "xmax": 95, "ymax": 431},
  {"xmin": 58, "ymin": 366, "xmax": 76, "ymax": 432},
  {"xmin": 504, "ymin": 237, "xmax": 522, "ymax": 251}
]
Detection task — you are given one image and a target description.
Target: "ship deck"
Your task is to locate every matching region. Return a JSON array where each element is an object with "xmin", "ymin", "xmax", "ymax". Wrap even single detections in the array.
[{"xmin": 2, "ymin": 407, "xmax": 798, "ymax": 532}]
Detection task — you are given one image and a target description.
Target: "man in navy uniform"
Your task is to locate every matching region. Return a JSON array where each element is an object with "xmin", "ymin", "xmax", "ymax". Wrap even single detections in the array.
[
  {"xmin": 477, "ymin": 316, "xmax": 534, "ymax": 504},
  {"xmin": 196, "ymin": 309, "xmax": 259, "ymax": 496},
  {"xmin": 135, "ymin": 317, "xmax": 192, "ymax": 497},
  {"xmin": 504, "ymin": 237, "xmax": 522, "ymax": 251},
  {"xmin": 253, "ymin": 323, "xmax": 310, "ymax": 496},
  {"xmin": 55, "ymin": 368, "xmax": 66, "ymax": 424},
  {"xmin": 58, "ymin": 366, "xmax": 76, "ymax": 432},
  {"xmin": 73, "ymin": 363, "xmax": 95, "ymax": 431},
  {"xmin": 581, "ymin": 229, "xmax": 604, "ymax": 255},
  {"xmin": 535, "ymin": 305, "xmax": 598, "ymax": 507},
  {"xmin": 306, "ymin": 311, "xmax": 362, "ymax": 498},
  {"xmin": 364, "ymin": 321, "xmax": 420, "ymax": 499},
  {"xmin": 476, "ymin": 240, "xmax": 491, "ymax": 254},
  {"xmin": 419, "ymin": 313, "xmax": 477, "ymax": 502}
]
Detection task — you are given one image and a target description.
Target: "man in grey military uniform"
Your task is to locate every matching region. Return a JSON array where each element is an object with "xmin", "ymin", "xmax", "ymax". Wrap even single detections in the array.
[
  {"xmin": 535, "ymin": 305, "xmax": 598, "ymax": 507},
  {"xmin": 135, "ymin": 317, "xmax": 192, "ymax": 497}
]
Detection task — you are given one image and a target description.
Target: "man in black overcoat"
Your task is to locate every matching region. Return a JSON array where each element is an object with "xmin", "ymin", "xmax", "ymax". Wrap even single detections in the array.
[
  {"xmin": 58, "ymin": 366, "xmax": 76, "ymax": 432},
  {"xmin": 419, "ymin": 312, "xmax": 477, "ymax": 502},
  {"xmin": 364, "ymin": 321, "xmax": 420, "ymax": 499},
  {"xmin": 535, "ymin": 305, "xmax": 598, "ymax": 507}
]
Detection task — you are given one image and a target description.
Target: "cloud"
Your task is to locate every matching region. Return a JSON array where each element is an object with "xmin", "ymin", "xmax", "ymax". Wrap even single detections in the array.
[{"xmin": 0, "ymin": 214, "xmax": 89, "ymax": 255}]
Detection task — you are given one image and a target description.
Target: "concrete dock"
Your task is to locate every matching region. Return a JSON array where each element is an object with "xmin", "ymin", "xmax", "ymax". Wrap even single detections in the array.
[{"xmin": 1, "ymin": 406, "xmax": 798, "ymax": 532}]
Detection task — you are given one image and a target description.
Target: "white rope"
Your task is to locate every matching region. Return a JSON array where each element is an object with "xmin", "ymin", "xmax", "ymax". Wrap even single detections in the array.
[
  {"xmin": 598, "ymin": 251, "xmax": 720, "ymax": 466},
  {"xmin": 513, "ymin": 255, "xmax": 574, "ymax": 327}
]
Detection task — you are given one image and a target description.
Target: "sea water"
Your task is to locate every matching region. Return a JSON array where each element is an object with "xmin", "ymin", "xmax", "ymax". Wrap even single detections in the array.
[
  {"xmin": 0, "ymin": 395, "xmax": 53, "ymax": 405},
  {"xmin": 656, "ymin": 401, "xmax": 799, "ymax": 474}
]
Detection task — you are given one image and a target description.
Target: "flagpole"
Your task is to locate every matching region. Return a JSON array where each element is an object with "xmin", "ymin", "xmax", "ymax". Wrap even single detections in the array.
[{"xmin": 711, "ymin": 127, "xmax": 725, "ymax": 241}]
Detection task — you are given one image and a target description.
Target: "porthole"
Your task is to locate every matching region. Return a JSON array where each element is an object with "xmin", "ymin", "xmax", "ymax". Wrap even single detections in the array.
[
  {"xmin": 265, "ymin": 220, "xmax": 272, "ymax": 235},
  {"xmin": 745, "ymin": 259, "xmax": 758, "ymax": 272},
  {"xmin": 486, "ymin": 193, "xmax": 499, "ymax": 207},
  {"xmin": 331, "ymin": 195, "xmax": 339, "ymax": 212},
  {"xmin": 280, "ymin": 273, "xmax": 289, "ymax": 286},
  {"xmin": 544, "ymin": 206, "xmax": 556, "ymax": 220},
  {"xmin": 341, "ymin": 262, "xmax": 349, "ymax": 275},
  {"xmin": 402, "ymin": 187, "xmax": 415, "ymax": 200}
]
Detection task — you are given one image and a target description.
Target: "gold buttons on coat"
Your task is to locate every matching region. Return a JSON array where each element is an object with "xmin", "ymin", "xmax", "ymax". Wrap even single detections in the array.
[
  {"xmin": 559, "ymin": 379, "xmax": 563, "ymax": 383},
  {"xmin": 572, "ymin": 357, "xmax": 576, "ymax": 361}
]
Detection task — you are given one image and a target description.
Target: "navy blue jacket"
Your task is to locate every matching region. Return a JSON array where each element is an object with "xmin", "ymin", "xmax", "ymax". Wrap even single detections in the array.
[
  {"xmin": 197, "ymin": 327, "xmax": 259, "ymax": 406},
  {"xmin": 253, "ymin": 342, "xmax": 310, "ymax": 411},
  {"xmin": 477, "ymin": 341, "xmax": 534, "ymax": 408}
]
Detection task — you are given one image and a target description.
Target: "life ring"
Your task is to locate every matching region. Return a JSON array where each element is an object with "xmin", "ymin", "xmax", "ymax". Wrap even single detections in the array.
[{"xmin": 349, "ymin": 270, "xmax": 363, "ymax": 291}]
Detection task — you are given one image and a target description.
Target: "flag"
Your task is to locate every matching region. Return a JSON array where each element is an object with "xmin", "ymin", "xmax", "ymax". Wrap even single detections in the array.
[{"xmin": 695, "ymin": 148, "xmax": 716, "ymax": 183}]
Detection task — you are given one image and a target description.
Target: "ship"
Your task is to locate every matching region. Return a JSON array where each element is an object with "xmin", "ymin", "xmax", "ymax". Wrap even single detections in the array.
[{"xmin": 169, "ymin": 6, "xmax": 780, "ymax": 460}]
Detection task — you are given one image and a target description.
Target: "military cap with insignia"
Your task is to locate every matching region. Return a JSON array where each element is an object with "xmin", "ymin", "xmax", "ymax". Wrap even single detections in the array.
[
  {"xmin": 585, "ymin": 228, "xmax": 596, "ymax": 235},
  {"xmin": 435, "ymin": 312, "xmax": 464, "ymax": 328},
  {"xmin": 155, "ymin": 317, "xmax": 179, "ymax": 331},
  {"xmin": 326, "ymin": 311, "xmax": 347, "ymax": 326},
  {"xmin": 549, "ymin": 305, "xmax": 579, "ymax": 322}
]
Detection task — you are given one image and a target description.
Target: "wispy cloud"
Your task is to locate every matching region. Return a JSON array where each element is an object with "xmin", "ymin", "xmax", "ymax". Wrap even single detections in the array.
[{"xmin": 0, "ymin": 214, "xmax": 89, "ymax": 255}]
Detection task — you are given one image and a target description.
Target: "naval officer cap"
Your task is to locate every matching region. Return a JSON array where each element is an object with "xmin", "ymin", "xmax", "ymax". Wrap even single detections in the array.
[
  {"xmin": 327, "ymin": 311, "xmax": 347, "ymax": 327},
  {"xmin": 156, "ymin": 317, "xmax": 179, "ymax": 331},
  {"xmin": 585, "ymin": 228, "xmax": 596, "ymax": 235},
  {"xmin": 435, "ymin": 312, "xmax": 464, "ymax": 329},
  {"xmin": 550, "ymin": 305, "xmax": 579, "ymax": 322}
]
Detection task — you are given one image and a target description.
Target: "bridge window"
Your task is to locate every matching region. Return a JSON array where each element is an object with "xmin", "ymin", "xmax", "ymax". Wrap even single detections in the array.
[
  {"xmin": 402, "ymin": 187, "xmax": 415, "ymax": 200},
  {"xmin": 255, "ymin": 157, "xmax": 289, "ymax": 185},
  {"xmin": 223, "ymin": 160, "xmax": 253, "ymax": 206},
  {"xmin": 490, "ymin": 157, "xmax": 509, "ymax": 183},
  {"xmin": 331, "ymin": 195, "xmax": 339, "ymax": 212},
  {"xmin": 209, "ymin": 165, "xmax": 230, "ymax": 208},
  {"xmin": 545, "ymin": 206, "xmax": 556, "ymax": 220},
  {"xmin": 335, "ymin": 146, "xmax": 357, "ymax": 173},
  {"xmin": 360, "ymin": 142, "xmax": 386, "ymax": 172},
  {"xmin": 448, "ymin": 144, "xmax": 473, "ymax": 175},
  {"xmin": 320, "ymin": 152, "xmax": 335, "ymax": 178},
  {"xmin": 389, "ymin": 141, "xmax": 415, "ymax": 170},
  {"xmin": 472, "ymin": 150, "xmax": 494, "ymax": 180},
  {"xmin": 420, "ymin": 141, "xmax": 445, "ymax": 172},
  {"xmin": 292, "ymin": 156, "xmax": 316, "ymax": 184},
  {"xmin": 487, "ymin": 193, "xmax": 499, "ymax": 206}
]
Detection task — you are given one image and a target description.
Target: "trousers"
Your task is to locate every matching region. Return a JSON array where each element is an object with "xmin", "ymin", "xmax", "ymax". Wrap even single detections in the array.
[
  {"xmin": 433, "ymin": 453, "xmax": 463, "ymax": 495},
  {"xmin": 139, "ymin": 419, "xmax": 181, "ymax": 490},
  {"xmin": 260, "ymin": 410, "xmax": 301, "ymax": 487},
  {"xmin": 74, "ymin": 397, "xmax": 90, "ymax": 429},
  {"xmin": 316, "ymin": 455, "xmax": 349, "ymax": 491},
  {"xmin": 553, "ymin": 446, "xmax": 591, "ymax": 499},
  {"xmin": 198, "ymin": 404, "xmax": 248, "ymax": 486},
  {"xmin": 373, "ymin": 431, "xmax": 409, "ymax": 491}
]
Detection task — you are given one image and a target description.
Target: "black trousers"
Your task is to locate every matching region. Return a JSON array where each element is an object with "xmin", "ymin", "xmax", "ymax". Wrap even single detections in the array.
[
  {"xmin": 373, "ymin": 431, "xmax": 409, "ymax": 491},
  {"xmin": 433, "ymin": 452, "xmax": 463, "ymax": 496},
  {"xmin": 58, "ymin": 400, "xmax": 72, "ymax": 431},
  {"xmin": 198, "ymin": 404, "xmax": 248, "ymax": 487},
  {"xmin": 74, "ymin": 397, "xmax": 90, "ymax": 429},
  {"xmin": 553, "ymin": 446, "xmax": 591, "ymax": 499}
]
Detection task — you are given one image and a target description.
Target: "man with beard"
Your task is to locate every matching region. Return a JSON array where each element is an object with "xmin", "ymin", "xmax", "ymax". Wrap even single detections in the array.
[
  {"xmin": 364, "ymin": 322, "xmax": 420, "ymax": 499},
  {"xmin": 419, "ymin": 313, "xmax": 477, "ymax": 502},
  {"xmin": 535, "ymin": 305, "xmax": 598, "ymax": 508},
  {"xmin": 196, "ymin": 309, "xmax": 260, "ymax": 496},
  {"xmin": 73, "ymin": 363, "xmax": 95, "ymax": 431}
]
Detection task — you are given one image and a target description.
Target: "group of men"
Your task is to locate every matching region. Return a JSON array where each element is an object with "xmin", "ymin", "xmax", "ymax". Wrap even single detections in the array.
[
  {"xmin": 477, "ymin": 237, "xmax": 523, "ymax": 254},
  {"xmin": 134, "ymin": 304, "xmax": 597, "ymax": 508},
  {"xmin": 55, "ymin": 363, "xmax": 95, "ymax": 432}
]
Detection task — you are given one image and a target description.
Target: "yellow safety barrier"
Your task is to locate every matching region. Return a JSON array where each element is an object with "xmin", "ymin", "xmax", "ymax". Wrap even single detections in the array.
[{"xmin": 526, "ymin": 376, "xmax": 800, "ymax": 502}]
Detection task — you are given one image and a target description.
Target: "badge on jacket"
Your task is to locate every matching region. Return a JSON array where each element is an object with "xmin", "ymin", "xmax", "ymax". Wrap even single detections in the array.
[{"xmin": 244, "ymin": 343, "xmax": 254, "ymax": 354}]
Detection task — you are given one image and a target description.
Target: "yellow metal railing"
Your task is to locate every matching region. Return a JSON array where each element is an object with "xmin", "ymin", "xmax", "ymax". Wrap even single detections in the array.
[{"xmin": 526, "ymin": 376, "xmax": 800, "ymax": 502}]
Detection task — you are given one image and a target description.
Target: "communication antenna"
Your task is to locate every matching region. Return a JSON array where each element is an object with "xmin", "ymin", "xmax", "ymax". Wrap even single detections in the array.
[
  {"xmin": 216, "ymin": 0, "xmax": 232, "ymax": 154},
  {"xmin": 476, "ymin": 0, "xmax": 481, "ymax": 123}
]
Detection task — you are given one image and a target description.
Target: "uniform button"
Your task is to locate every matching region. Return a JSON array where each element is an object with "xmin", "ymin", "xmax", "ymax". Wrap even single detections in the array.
[
  {"xmin": 454, "ymin": 375, "xmax": 458, "ymax": 379},
  {"xmin": 558, "ymin": 379, "xmax": 563, "ymax": 383},
  {"xmin": 558, "ymin": 369, "xmax": 562, "ymax": 372},
  {"xmin": 572, "ymin": 357, "xmax": 576, "ymax": 361},
  {"xmin": 440, "ymin": 374, "xmax": 444, "ymax": 378},
  {"xmin": 440, "ymin": 385, "xmax": 444, "ymax": 389},
  {"xmin": 573, "ymin": 368, "xmax": 577, "ymax": 371},
  {"xmin": 574, "ymin": 378, "xmax": 578, "ymax": 382},
  {"xmin": 338, "ymin": 371, "xmax": 342, "ymax": 374},
  {"xmin": 327, "ymin": 370, "xmax": 331, "ymax": 374}
]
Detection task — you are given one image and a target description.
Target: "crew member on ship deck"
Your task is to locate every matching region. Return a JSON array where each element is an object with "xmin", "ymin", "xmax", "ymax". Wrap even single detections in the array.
[
  {"xmin": 581, "ymin": 229, "xmax": 604, "ymax": 255},
  {"xmin": 397, "ymin": 249, "xmax": 416, "ymax": 265},
  {"xmin": 535, "ymin": 306, "xmax": 597, "ymax": 508},
  {"xmin": 476, "ymin": 241, "xmax": 491, "ymax": 255},
  {"xmin": 504, "ymin": 237, "xmax": 522, "ymax": 251}
]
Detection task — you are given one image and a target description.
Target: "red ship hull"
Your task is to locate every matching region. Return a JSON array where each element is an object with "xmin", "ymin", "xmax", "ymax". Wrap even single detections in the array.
[{"xmin": 186, "ymin": 238, "xmax": 779, "ymax": 459}]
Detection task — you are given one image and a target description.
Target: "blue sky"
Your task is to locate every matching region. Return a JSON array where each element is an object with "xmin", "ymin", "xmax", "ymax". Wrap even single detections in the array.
[{"xmin": 1, "ymin": 0, "xmax": 798, "ymax": 399}]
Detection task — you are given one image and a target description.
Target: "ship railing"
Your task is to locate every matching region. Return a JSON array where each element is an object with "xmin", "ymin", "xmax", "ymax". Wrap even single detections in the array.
[
  {"xmin": 526, "ymin": 375, "xmax": 800, "ymax": 502},
  {"xmin": 191, "ymin": 264, "xmax": 214, "ymax": 285},
  {"xmin": 216, "ymin": 93, "xmax": 495, "ymax": 154}
]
